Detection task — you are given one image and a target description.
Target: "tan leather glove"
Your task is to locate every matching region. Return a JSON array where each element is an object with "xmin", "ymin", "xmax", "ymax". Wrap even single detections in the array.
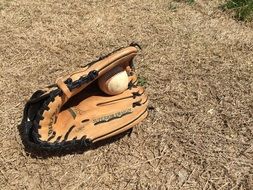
[{"xmin": 21, "ymin": 43, "xmax": 148, "ymax": 152}]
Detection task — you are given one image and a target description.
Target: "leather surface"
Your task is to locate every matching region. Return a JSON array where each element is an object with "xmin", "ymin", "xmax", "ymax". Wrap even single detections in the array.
[
  {"xmin": 36, "ymin": 46, "xmax": 148, "ymax": 144},
  {"xmin": 39, "ymin": 85, "xmax": 148, "ymax": 143}
]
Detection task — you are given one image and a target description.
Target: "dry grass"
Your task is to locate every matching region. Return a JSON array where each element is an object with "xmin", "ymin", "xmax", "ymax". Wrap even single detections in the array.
[{"xmin": 0, "ymin": 0, "xmax": 253, "ymax": 189}]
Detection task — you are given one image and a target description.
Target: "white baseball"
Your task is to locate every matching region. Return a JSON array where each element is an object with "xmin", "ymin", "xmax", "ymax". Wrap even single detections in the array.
[{"xmin": 98, "ymin": 66, "xmax": 129, "ymax": 95}]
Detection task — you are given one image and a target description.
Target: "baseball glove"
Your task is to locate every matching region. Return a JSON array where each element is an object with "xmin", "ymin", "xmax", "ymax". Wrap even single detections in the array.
[{"xmin": 21, "ymin": 44, "xmax": 148, "ymax": 152}]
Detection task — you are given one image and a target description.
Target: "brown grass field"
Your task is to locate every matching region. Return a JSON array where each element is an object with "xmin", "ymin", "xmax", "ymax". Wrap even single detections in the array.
[{"xmin": 0, "ymin": 0, "xmax": 253, "ymax": 189}]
